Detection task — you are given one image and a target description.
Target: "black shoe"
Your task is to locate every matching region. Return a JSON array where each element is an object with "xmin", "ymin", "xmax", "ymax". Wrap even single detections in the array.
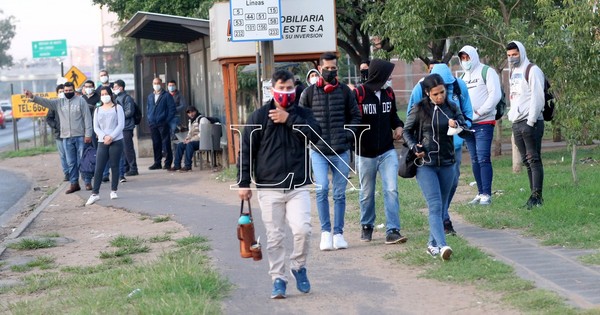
[
  {"xmin": 119, "ymin": 177, "xmax": 127, "ymax": 183},
  {"xmin": 444, "ymin": 220, "xmax": 457, "ymax": 236},
  {"xmin": 385, "ymin": 229, "xmax": 408, "ymax": 245},
  {"xmin": 125, "ymin": 170, "xmax": 139, "ymax": 176},
  {"xmin": 148, "ymin": 164, "xmax": 162, "ymax": 170},
  {"xmin": 526, "ymin": 192, "xmax": 544, "ymax": 210},
  {"xmin": 102, "ymin": 176, "xmax": 109, "ymax": 182},
  {"xmin": 179, "ymin": 166, "xmax": 192, "ymax": 172},
  {"xmin": 360, "ymin": 225, "xmax": 373, "ymax": 242},
  {"xmin": 163, "ymin": 165, "xmax": 170, "ymax": 170}
]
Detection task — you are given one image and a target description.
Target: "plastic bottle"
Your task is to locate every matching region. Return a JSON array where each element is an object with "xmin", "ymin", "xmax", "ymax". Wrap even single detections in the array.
[{"xmin": 238, "ymin": 215, "xmax": 251, "ymax": 225}]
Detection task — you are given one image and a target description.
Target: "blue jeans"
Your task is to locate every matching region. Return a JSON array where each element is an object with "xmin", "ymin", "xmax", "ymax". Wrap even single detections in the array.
[
  {"xmin": 310, "ymin": 149, "xmax": 351, "ymax": 235},
  {"xmin": 63, "ymin": 137, "xmax": 85, "ymax": 184},
  {"xmin": 55, "ymin": 138, "xmax": 68, "ymax": 176},
  {"xmin": 443, "ymin": 146, "xmax": 462, "ymax": 222},
  {"xmin": 174, "ymin": 141, "xmax": 200, "ymax": 168},
  {"xmin": 465, "ymin": 123, "xmax": 494, "ymax": 196},
  {"xmin": 357, "ymin": 149, "xmax": 401, "ymax": 233},
  {"xmin": 416, "ymin": 164, "xmax": 455, "ymax": 247}
]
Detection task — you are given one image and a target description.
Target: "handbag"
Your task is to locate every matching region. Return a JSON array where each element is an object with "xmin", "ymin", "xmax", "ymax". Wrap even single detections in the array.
[
  {"xmin": 237, "ymin": 200, "xmax": 257, "ymax": 259},
  {"xmin": 398, "ymin": 124, "xmax": 422, "ymax": 179}
]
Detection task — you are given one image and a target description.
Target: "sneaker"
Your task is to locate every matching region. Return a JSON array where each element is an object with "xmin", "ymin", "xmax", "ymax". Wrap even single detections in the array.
[
  {"xmin": 148, "ymin": 164, "xmax": 162, "ymax": 170},
  {"xmin": 271, "ymin": 278, "xmax": 287, "ymax": 299},
  {"xmin": 479, "ymin": 194, "xmax": 491, "ymax": 205},
  {"xmin": 85, "ymin": 194, "xmax": 100, "ymax": 206},
  {"xmin": 110, "ymin": 191, "xmax": 118, "ymax": 200},
  {"xmin": 360, "ymin": 225, "xmax": 373, "ymax": 242},
  {"xmin": 440, "ymin": 246, "xmax": 453, "ymax": 260},
  {"xmin": 85, "ymin": 183, "xmax": 92, "ymax": 191},
  {"xmin": 291, "ymin": 267, "xmax": 310, "ymax": 293},
  {"xmin": 119, "ymin": 177, "xmax": 127, "ymax": 183},
  {"xmin": 444, "ymin": 220, "xmax": 457, "ymax": 236},
  {"xmin": 125, "ymin": 170, "xmax": 139, "ymax": 176},
  {"xmin": 333, "ymin": 233, "xmax": 348, "ymax": 249},
  {"xmin": 385, "ymin": 229, "xmax": 408, "ymax": 245},
  {"xmin": 427, "ymin": 245, "xmax": 440, "ymax": 257},
  {"xmin": 320, "ymin": 231, "xmax": 333, "ymax": 251},
  {"xmin": 468, "ymin": 194, "xmax": 482, "ymax": 205},
  {"xmin": 102, "ymin": 176, "xmax": 109, "ymax": 182}
]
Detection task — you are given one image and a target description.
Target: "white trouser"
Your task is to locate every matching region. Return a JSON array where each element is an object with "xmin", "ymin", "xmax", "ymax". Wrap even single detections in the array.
[{"xmin": 257, "ymin": 189, "xmax": 312, "ymax": 282}]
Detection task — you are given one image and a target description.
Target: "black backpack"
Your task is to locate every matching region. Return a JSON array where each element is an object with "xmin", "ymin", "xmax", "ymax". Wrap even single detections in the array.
[
  {"xmin": 131, "ymin": 96, "xmax": 142, "ymax": 125},
  {"xmin": 525, "ymin": 63, "xmax": 555, "ymax": 121},
  {"xmin": 461, "ymin": 65, "xmax": 506, "ymax": 120},
  {"xmin": 80, "ymin": 145, "xmax": 97, "ymax": 174}
]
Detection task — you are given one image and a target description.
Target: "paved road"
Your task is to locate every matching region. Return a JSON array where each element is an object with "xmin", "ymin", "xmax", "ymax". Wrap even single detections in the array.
[
  {"xmin": 0, "ymin": 118, "xmax": 38, "ymax": 150},
  {"xmin": 0, "ymin": 169, "xmax": 30, "ymax": 220}
]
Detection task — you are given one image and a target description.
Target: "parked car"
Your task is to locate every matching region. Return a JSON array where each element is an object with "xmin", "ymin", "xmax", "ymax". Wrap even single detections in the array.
[
  {"xmin": 0, "ymin": 100, "xmax": 14, "ymax": 122},
  {"xmin": 0, "ymin": 106, "xmax": 5, "ymax": 129}
]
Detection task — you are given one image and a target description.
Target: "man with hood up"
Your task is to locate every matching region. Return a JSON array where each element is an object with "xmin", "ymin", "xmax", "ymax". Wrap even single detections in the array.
[
  {"xmin": 506, "ymin": 40, "xmax": 546, "ymax": 209},
  {"xmin": 408, "ymin": 63, "xmax": 473, "ymax": 235},
  {"xmin": 356, "ymin": 59, "xmax": 408, "ymax": 245},
  {"xmin": 458, "ymin": 45, "xmax": 502, "ymax": 206}
]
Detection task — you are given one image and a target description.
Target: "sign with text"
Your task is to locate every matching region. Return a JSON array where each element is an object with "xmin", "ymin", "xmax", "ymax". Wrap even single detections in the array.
[
  {"xmin": 211, "ymin": 0, "xmax": 335, "ymax": 60},
  {"xmin": 32, "ymin": 39, "xmax": 67, "ymax": 59},
  {"xmin": 63, "ymin": 66, "xmax": 87, "ymax": 89},
  {"xmin": 229, "ymin": 0, "xmax": 282, "ymax": 42},
  {"xmin": 11, "ymin": 92, "xmax": 57, "ymax": 118}
]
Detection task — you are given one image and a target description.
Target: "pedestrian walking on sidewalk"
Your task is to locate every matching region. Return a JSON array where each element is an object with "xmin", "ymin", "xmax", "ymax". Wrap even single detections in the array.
[{"xmin": 238, "ymin": 69, "xmax": 321, "ymax": 299}]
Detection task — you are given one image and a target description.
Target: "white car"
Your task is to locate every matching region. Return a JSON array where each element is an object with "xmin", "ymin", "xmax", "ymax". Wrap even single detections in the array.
[{"xmin": 0, "ymin": 101, "xmax": 15, "ymax": 122}]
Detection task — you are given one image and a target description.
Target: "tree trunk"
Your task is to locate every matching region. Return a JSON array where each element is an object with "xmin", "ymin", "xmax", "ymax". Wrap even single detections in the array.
[
  {"xmin": 494, "ymin": 119, "xmax": 503, "ymax": 156},
  {"xmin": 511, "ymin": 133, "xmax": 521, "ymax": 173},
  {"xmin": 553, "ymin": 125, "xmax": 562, "ymax": 142},
  {"xmin": 571, "ymin": 143, "xmax": 578, "ymax": 184}
]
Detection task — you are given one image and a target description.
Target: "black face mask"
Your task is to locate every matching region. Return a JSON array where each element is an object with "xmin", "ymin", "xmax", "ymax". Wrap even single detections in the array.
[
  {"xmin": 360, "ymin": 69, "xmax": 369, "ymax": 83},
  {"xmin": 321, "ymin": 69, "xmax": 337, "ymax": 83},
  {"xmin": 64, "ymin": 92, "xmax": 75, "ymax": 99}
]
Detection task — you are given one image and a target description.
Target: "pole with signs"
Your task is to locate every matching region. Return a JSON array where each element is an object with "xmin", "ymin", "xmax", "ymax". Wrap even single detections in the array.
[{"xmin": 10, "ymin": 84, "xmax": 18, "ymax": 151}]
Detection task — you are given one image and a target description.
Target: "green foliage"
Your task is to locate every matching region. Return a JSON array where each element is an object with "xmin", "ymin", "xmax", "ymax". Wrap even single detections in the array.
[
  {"xmin": 7, "ymin": 239, "xmax": 57, "ymax": 250},
  {"xmin": 152, "ymin": 215, "xmax": 171, "ymax": 223},
  {"xmin": 92, "ymin": 0, "xmax": 214, "ymax": 21},
  {"xmin": 0, "ymin": 146, "xmax": 57, "ymax": 159},
  {"xmin": 0, "ymin": 11, "xmax": 16, "ymax": 68},
  {"xmin": 10, "ymin": 256, "xmax": 56, "ymax": 272}
]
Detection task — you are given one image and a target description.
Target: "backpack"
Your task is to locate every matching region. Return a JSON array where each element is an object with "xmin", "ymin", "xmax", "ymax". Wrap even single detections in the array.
[
  {"xmin": 80, "ymin": 145, "xmax": 97, "ymax": 174},
  {"xmin": 525, "ymin": 63, "xmax": 555, "ymax": 121},
  {"xmin": 461, "ymin": 65, "xmax": 506, "ymax": 120},
  {"xmin": 354, "ymin": 84, "xmax": 395, "ymax": 115}
]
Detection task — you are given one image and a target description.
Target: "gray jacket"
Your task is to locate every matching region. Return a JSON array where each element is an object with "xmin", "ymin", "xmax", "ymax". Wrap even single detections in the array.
[
  {"xmin": 33, "ymin": 95, "xmax": 93, "ymax": 138},
  {"xmin": 116, "ymin": 92, "xmax": 136, "ymax": 131}
]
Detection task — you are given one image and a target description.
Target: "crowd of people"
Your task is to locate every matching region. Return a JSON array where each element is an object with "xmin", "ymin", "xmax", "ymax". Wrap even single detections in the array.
[{"xmin": 238, "ymin": 41, "xmax": 548, "ymax": 299}]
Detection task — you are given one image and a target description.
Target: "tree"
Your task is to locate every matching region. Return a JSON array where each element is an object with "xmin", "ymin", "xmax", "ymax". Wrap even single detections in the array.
[{"xmin": 0, "ymin": 11, "xmax": 16, "ymax": 68}]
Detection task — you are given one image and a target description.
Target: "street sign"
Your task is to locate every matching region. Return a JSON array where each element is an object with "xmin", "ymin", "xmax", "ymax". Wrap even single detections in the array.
[
  {"xmin": 63, "ymin": 66, "xmax": 87, "ymax": 89},
  {"xmin": 229, "ymin": 0, "xmax": 282, "ymax": 42},
  {"xmin": 10, "ymin": 92, "xmax": 57, "ymax": 118},
  {"xmin": 32, "ymin": 39, "xmax": 67, "ymax": 59}
]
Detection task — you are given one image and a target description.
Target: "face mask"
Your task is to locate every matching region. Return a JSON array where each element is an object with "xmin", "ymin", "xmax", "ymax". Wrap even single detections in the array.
[
  {"xmin": 101, "ymin": 95, "xmax": 112, "ymax": 104},
  {"xmin": 360, "ymin": 69, "xmax": 369, "ymax": 83},
  {"xmin": 447, "ymin": 125, "xmax": 464, "ymax": 136},
  {"xmin": 321, "ymin": 69, "xmax": 337, "ymax": 83},
  {"xmin": 508, "ymin": 56, "xmax": 520, "ymax": 67},
  {"xmin": 309, "ymin": 77, "xmax": 318, "ymax": 85},
  {"xmin": 383, "ymin": 80, "xmax": 392, "ymax": 89},
  {"xmin": 58, "ymin": 92, "xmax": 65, "ymax": 99},
  {"xmin": 64, "ymin": 92, "xmax": 75, "ymax": 99},
  {"xmin": 168, "ymin": 86, "xmax": 176, "ymax": 92},
  {"xmin": 100, "ymin": 76, "xmax": 109, "ymax": 83},
  {"xmin": 461, "ymin": 60, "xmax": 472, "ymax": 71},
  {"xmin": 85, "ymin": 87, "xmax": 94, "ymax": 95},
  {"xmin": 153, "ymin": 84, "xmax": 162, "ymax": 92},
  {"xmin": 112, "ymin": 88, "xmax": 120, "ymax": 95},
  {"xmin": 272, "ymin": 89, "xmax": 296, "ymax": 108}
]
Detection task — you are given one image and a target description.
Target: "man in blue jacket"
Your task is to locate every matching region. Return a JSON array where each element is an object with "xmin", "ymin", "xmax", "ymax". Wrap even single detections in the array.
[
  {"xmin": 147, "ymin": 77, "xmax": 176, "ymax": 170},
  {"xmin": 407, "ymin": 63, "xmax": 473, "ymax": 235}
]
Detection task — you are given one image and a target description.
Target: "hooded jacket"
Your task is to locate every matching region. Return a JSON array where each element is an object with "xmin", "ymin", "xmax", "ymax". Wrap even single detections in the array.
[
  {"xmin": 407, "ymin": 64, "xmax": 473, "ymax": 149},
  {"xmin": 305, "ymin": 69, "xmax": 320, "ymax": 85},
  {"xmin": 357, "ymin": 59, "xmax": 404, "ymax": 158},
  {"xmin": 506, "ymin": 40, "xmax": 545, "ymax": 126},
  {"xmin": 458, "ymin": 45, "xmax": 502, "ymax": 123}
]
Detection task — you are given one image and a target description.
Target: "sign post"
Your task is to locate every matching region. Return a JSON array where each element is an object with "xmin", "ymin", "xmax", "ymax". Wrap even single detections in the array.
[{"xmin": 32, "ymin": 39, "xmax": 67, "ymax": 59}]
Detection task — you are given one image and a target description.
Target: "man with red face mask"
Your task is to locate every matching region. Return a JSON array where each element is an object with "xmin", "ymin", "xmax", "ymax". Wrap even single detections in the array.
[{"xmin": 238, "ymin": 69, "xmax": 321, "ymax": 299}]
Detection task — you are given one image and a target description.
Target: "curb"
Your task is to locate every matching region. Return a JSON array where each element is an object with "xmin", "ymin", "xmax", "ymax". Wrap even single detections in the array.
[{"xmin": 0, "ymin": 182, "xmax": 68, "ymax": 257}]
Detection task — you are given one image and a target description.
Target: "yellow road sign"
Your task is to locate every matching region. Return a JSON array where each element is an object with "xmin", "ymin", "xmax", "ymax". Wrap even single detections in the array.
[
  {"xmin": 11, "ymin": 92, "xmax": 58, "ymax": 118},
  {"xmin": 63, "ymin": 66, "xmax": 87, "ymax": 89}
]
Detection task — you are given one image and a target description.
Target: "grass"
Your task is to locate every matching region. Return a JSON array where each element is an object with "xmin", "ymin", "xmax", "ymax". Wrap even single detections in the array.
[
  {"xmin": 6, "ymin": 238, "xmax": 57, "ymax": 250},
  {"xmin": 148, "ymin": 234, "xmax": 172, "ymax": 243},
  {"xmin": 40, "ymin": 232, "xmax": 60, "ymax": 238},
  {"xmin": 578, "ymin": 252, "xmax": 600, "ymax": 266},
  {"xmin": 99, "ymin": 235, "xmax": 150, "ymax": 259},
  {"xmin": 2, "ymin": 237, "xmax": 230, "ymax": 314},
  {"xmin": 0, "ymin": 145, "xmax": 56, "ymax": 159},
  {"xmin": 152, "ymin": 215, "xmax": 171, "ymax": 223},
  {"xmin": 10, "ymin": 256, "xmax": 56, "ymax": 273}
]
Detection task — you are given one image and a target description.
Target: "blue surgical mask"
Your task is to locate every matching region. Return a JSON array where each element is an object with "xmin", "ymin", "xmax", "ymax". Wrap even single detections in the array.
[
  {"xmin": 461, "ymin": 60, "xmax": 472, "ymax": 71},
  {"xmin": 168, "ymin": 85, "xmax": 176, "ymax": 92}
]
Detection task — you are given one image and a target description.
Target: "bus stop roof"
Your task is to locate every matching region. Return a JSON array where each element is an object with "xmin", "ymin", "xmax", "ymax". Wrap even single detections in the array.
[{"xmin": 120, "ymin": 11, "xmax": 210, "ymax": 44}]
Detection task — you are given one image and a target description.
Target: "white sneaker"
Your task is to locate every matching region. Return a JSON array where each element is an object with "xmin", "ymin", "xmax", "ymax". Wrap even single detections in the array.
[
  {"xmin": 110, "ymin": 191, "xmax": 118, "ymax": 200},
  {"xmin": 479, "ymin": 194, "xmax": 491, "ymax": 205},
  {"xmin": 333, "ymin": 233, "xmax": 348, "ymax": 249},
  {"xmin": 468, "ymin": 194, "xmax": 482, "ymax": 204},
  {"xmin": 320, "ymin": 231, "xmax": 333, "ymax": 251},
  {"xmin": 85, "ymin": 194, "xmax": 100, "ymax": 206},
  {"xmin": 440, "ymin": 246, "xmax": 453, "ymax": 260},
  {"xmin": 427, "ymin": 245, "xmax": 440, "ymax": 257}
]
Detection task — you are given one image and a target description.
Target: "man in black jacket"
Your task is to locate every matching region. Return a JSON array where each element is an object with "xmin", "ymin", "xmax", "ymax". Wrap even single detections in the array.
[
  {"xmin": 299, "ymin": 52, "xmax": 361, "ymax": 251},
  {"xmin": 113, "ymin": 79, "xmax": 138, "ymax": 177},
  {"xmin": 238, "ymin": 69, "xmax": 321, "ymax": 299},
  {"xmin": 356, "ymin": 59, "xmax": 408, "ymax": 245}
]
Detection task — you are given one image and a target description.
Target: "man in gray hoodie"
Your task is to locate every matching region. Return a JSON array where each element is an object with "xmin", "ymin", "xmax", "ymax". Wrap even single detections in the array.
[{"xmin": 25, "ymin": 82, "xmax": 93, "ymax": 193}]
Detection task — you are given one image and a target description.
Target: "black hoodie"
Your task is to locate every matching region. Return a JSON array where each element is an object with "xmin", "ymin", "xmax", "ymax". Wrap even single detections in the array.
[{"xmin": 356, "ymin": 59, "xmax": 403, "ymax": 158}]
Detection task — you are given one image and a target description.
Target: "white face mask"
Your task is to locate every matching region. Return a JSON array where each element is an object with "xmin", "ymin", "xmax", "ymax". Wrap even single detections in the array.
[
  {"xmin": 309, "ymin": 77, "xmax": 318, "ymax": 85},
  {"xmin": 101, "ymin": 95, "xmax": 112, "ymax": 104},
  {"xmin": 153, "ymin": 84, "xmax": 162, "ymax": 92},
  {"xmin": 112, "ymin": 88, "xmax": 120, "ymax": 95},
  {"xmin": 383, "ymin": 80, "xmax": 393, "ymax": 89},
  {"xmin": 100, "ymin": 75, "xmax": 109, "ymax": 83},
  {"xmin": 58, "ymin": 92, "xmax": 65, "ymax": 99},
  {"xmin": 461, "ymin": 60, "xmax": 472, "ymax": 71},
  {"xmin": 85, "ymin": 87, "xmax": 94, "ymax": 95}
]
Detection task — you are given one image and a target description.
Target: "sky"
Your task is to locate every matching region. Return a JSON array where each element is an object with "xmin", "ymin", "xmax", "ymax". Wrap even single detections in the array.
[{"xmin": 2, "ymin": 0, "xmax": 114, "ymax": 61}]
